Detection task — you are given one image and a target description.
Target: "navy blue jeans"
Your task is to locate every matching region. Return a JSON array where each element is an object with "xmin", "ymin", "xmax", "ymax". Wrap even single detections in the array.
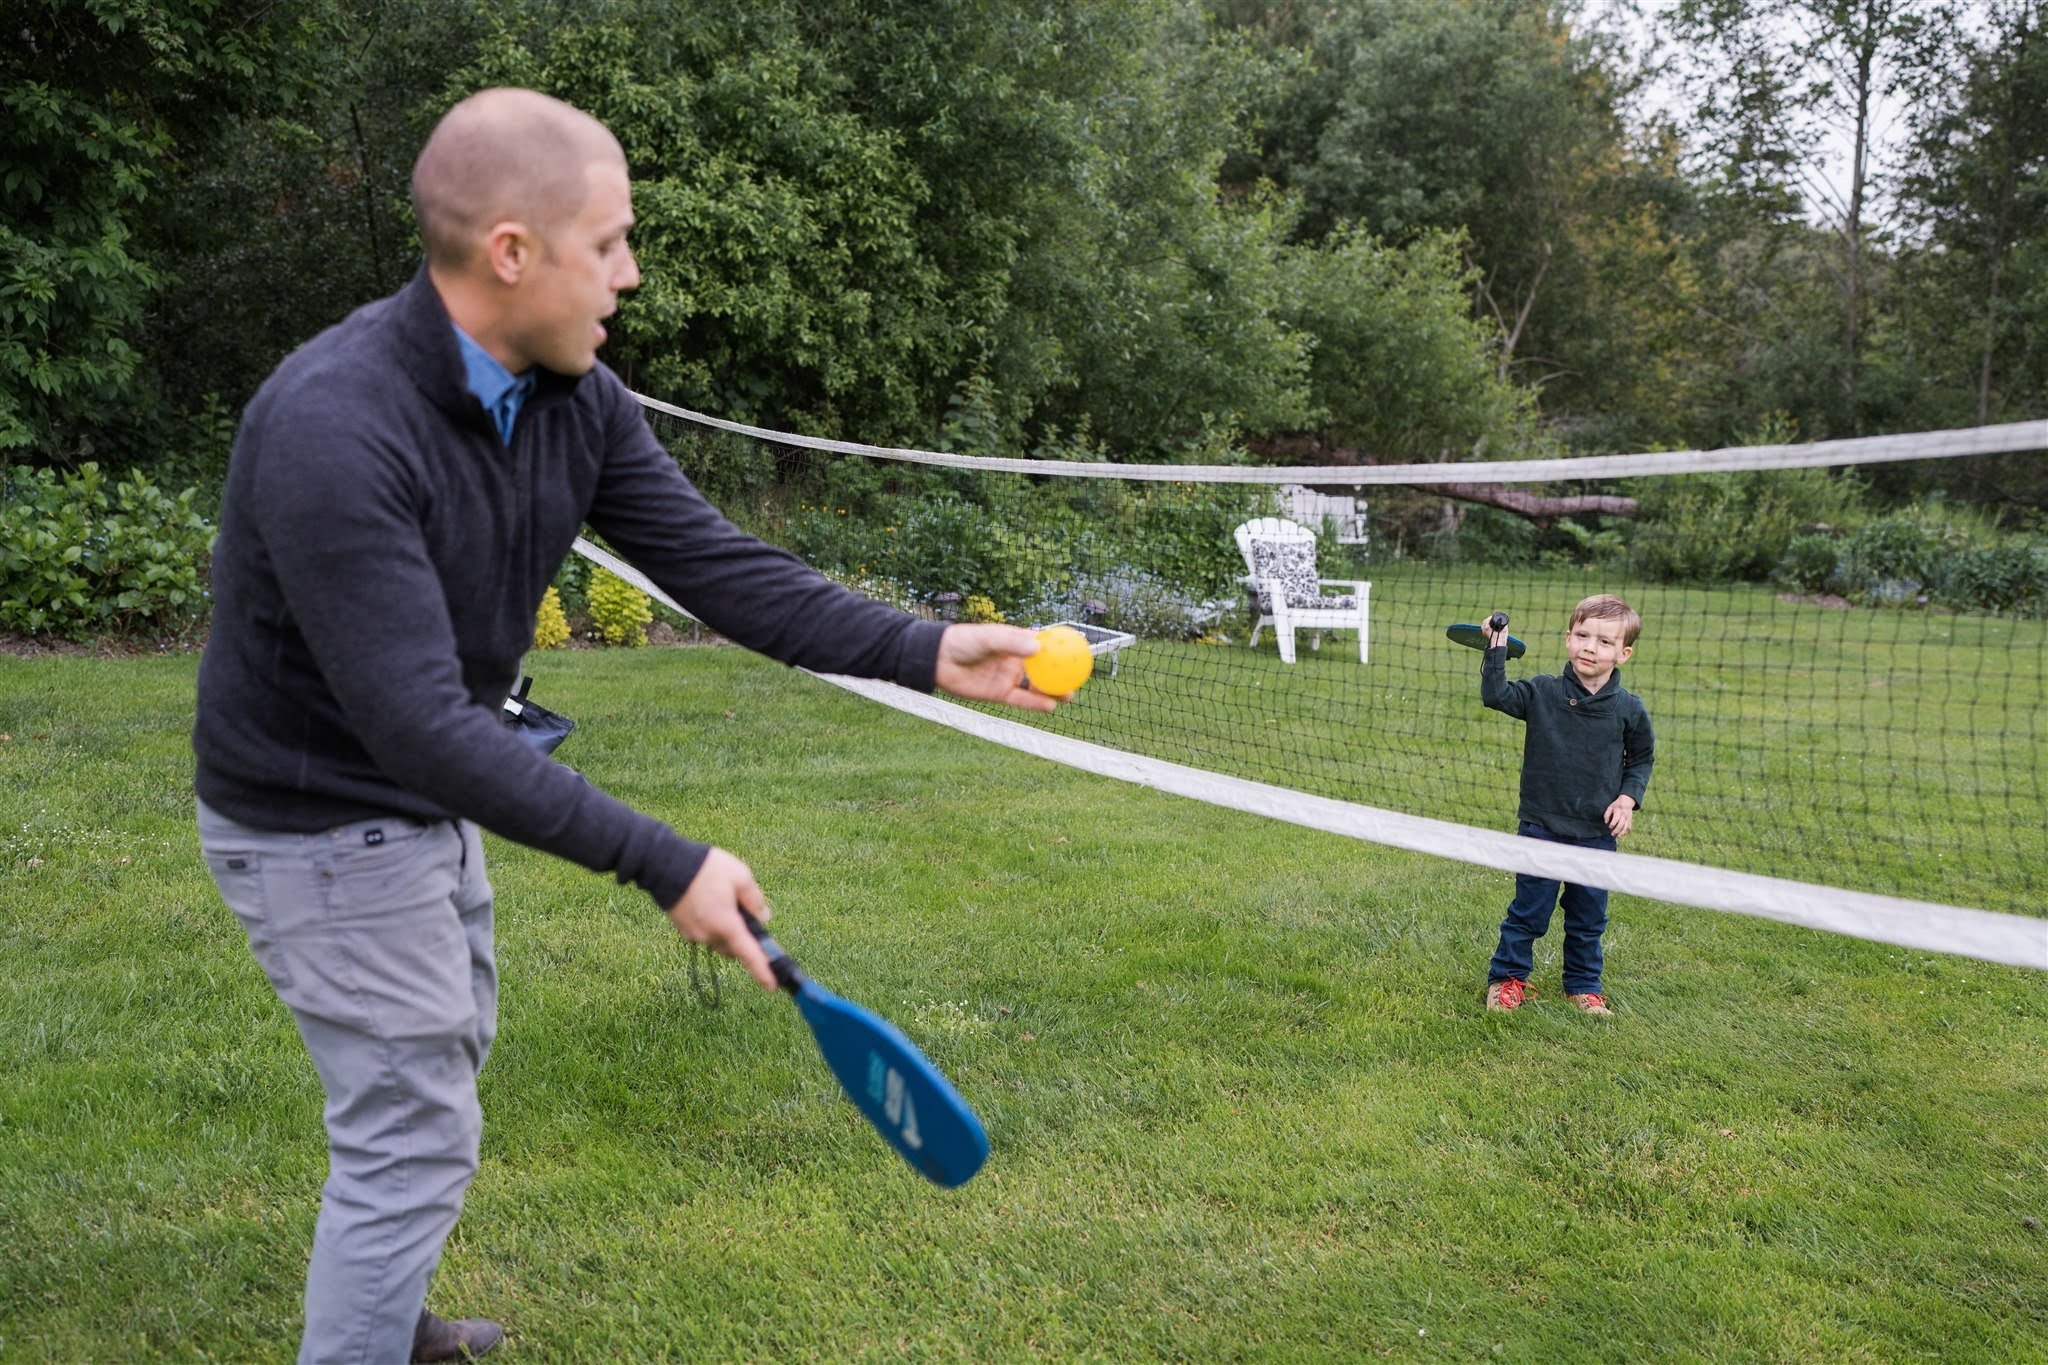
[{"xmin": 1487, "ymin": 821, "xmax": 1616, "ymax": 996}]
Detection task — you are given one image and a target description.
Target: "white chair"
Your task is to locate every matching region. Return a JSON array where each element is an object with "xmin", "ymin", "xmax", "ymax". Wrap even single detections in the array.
[{"xmin": 1233, "ymin": 517, "xmax": 1369, "ymax": 664}]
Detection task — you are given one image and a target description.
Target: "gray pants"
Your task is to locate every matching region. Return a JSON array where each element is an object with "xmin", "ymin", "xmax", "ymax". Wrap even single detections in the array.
[{"xmin": 198, "ymin": 801, "xmax": 496, "ymax": 1365}]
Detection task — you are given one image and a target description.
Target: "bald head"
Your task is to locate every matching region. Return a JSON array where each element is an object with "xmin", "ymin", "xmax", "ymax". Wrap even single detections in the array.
[{"xmin": 412, "ymin": 88, "xmax": 624, "ymax": 269}]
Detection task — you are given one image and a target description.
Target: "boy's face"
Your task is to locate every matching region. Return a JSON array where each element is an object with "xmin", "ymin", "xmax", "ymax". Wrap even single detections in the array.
[{"xmin": 1565, "ymin": 615, "xmax": 1633, "ymax": 688}]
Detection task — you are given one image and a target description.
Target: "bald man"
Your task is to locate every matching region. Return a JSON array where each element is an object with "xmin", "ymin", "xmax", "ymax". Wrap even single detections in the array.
[{"xmin": 194, "ymin": 89, "xmax": 1048, "ymax": 1363}]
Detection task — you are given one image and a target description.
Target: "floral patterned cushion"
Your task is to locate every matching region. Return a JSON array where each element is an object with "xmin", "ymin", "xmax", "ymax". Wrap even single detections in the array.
[{"xmin": 1247, "ymin": 537, "xmax": 1355, "ymax": 612}]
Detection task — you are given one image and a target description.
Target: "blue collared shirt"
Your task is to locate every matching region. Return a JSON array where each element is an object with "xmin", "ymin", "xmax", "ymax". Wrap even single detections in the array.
[{"xmin": 452, "ymin": 325, "xmax": 535, "ymax": 444}]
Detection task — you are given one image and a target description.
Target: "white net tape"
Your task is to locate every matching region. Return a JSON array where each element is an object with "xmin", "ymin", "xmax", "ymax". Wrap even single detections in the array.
[{"xmin": 634, "ymin": 391, "xmax": 2048, "ymax": 484}]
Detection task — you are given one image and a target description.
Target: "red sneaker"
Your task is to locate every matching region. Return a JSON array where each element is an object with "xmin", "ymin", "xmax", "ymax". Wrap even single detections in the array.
[
  {"xmin": 1567, "ymin": 992, "xmax": 1614, "ymax": 1017},
  {"xmin": 1485, "ymin": 978, "xmax": 1535, "ymax": 1012}
]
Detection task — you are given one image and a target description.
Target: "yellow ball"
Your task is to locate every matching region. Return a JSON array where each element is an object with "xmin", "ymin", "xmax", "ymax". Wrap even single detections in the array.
[{"xmin": 1024, "ymin": 625, "xmax": 1094, "ymax": 696}]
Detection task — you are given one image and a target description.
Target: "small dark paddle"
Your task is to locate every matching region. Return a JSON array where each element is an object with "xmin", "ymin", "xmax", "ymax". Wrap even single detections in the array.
[{"xmin": 1446, "ymin": 611, "xmax": 1526, "ymax": 660}]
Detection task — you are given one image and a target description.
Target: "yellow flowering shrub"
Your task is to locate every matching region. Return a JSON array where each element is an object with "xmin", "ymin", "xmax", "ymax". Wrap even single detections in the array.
[
  {"xmin": 961, "ymin": 593, "xmax": 1005, "ymax": 623},
  {"xmin": 532, "ymin": 586, "xmax": 571, "ymax": 650},
  {"xmin": 587, "ymin": 568, "xmax": 653, "ymax": 647}
]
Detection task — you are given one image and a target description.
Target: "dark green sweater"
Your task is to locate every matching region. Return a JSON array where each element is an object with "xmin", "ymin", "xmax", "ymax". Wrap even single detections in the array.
[{"xmin": 1481, "ymin": 647, "xmax": 1655, "ymax": 839}]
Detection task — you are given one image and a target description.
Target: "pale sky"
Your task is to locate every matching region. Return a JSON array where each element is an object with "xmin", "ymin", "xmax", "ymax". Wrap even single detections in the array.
[{"xmin": 1586, "ymin": 0, "xmax": 1937, "ymax": 229}]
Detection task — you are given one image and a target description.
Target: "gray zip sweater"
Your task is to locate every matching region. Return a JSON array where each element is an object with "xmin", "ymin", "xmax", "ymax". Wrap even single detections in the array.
[
  {"xmin": 194, "ymin": 267, "xmax": 947, "ymax": 909},
  {"xmin": 1481, "ymin": 646, "xmax": 1655, "ymax": 839}
]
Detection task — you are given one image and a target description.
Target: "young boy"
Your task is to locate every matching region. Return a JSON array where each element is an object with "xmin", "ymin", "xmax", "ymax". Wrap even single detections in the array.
[{"xmin": 1478, "ymin": 594, "xmax": 1655, "ymax": 1016}]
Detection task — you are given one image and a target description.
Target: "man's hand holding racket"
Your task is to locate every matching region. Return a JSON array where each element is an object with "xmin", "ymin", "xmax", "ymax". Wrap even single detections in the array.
[
  {"xmin": 658, "ymin": 624, "xmax": 1030, "ymax": 1183},
  {"xmin": 666, "ymin": 848, "xmax": 777, "ymax": 988}
]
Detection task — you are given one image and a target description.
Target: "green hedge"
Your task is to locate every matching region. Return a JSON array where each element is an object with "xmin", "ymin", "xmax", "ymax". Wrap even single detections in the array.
[
  {"xmin": 1777, "ymin": 506, "xmax": 2048, "ymax": 617},
  {"xmin": 776, "ymin": 467, "xmax": 1258, "ymax": 620},
  {"xmin": 1628, "ymin": 468, "xmax": 1864, "ymax": 583},
  {"xmin": 0, "ymin": 464, "xmax": 214, "ymax": 639}
]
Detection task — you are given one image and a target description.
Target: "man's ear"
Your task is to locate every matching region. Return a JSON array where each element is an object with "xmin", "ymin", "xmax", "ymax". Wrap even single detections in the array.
[{"xmin": 483, "ymin": 220, "xmax": 534, "ymax": 285}]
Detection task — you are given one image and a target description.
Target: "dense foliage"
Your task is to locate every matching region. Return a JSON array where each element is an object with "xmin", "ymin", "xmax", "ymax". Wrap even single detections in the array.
[
  {"xmin": 0, "ymin": 462, "xmax": 212, "ymax": 637},
  {"xmin": 2, "ymin": 0, "xmax": 336, "ymax": 461},
  {"xmin": 532, "ymin": 585, "xmax": 570, "ymax": 650},
  {"xmin": 1779, "ymin": 502, "xmax": 2048, "ymax": 614},
  {"xmin": 2, "ymin": 0, "xmax": 2043, "ymax": 637}
]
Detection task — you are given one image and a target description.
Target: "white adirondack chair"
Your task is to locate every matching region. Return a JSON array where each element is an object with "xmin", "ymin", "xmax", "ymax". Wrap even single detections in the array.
[{"xmin": 1233, "ymin": 517, "xmax": 1370, "ymax": 664}]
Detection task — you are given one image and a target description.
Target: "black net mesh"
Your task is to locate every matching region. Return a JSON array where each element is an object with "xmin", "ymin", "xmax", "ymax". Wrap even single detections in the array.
[{"xmin": 642, "ymin": 407, "xmax": 2047, "ymax": 916}]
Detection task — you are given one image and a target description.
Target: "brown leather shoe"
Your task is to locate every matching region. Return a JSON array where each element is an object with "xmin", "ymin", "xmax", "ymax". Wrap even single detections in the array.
[{"xmin": 411, "ymin": 1309, "xmax": 504, "ymax": 1361}]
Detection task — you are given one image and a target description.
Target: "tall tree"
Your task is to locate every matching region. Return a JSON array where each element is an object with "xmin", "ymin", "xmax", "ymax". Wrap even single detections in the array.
[
  {"xmin": 1873, "ymin": 0, "xmax": 2048, "ymax": 511},
  {"xmin": 144, "ymin": 2, "xmax": 474, "ymax": 430},
  {"xmin": 0, "ymin": 0, "xmax": 335, "ymax": 459},
  {"xmin": 1666, "ymin": 0, "xmax": 1942, "ymax": 424},
  {"xmin": 1228, "ymin": 0, "xmax": 1707, "ymax": 447},
  {"xmin": 34, "ymin": 0, "xmax": 1555, "ymax": 475},
  {"xmin": 1896, "ymin": 0, "xmax": 2048, "ymax": 424},
  {"xmin": 442, "ymin": 0, "xmax": 1334, "ymax": 455}
]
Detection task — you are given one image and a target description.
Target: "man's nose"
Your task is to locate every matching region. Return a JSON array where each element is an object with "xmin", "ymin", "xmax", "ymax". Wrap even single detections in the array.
[{"xmin": 616, "ymin": 245, "xmax": 641, "ymax": 291}]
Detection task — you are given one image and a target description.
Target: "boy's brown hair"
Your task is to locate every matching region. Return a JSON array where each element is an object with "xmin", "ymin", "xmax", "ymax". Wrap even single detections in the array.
[{"xmin": 1570, "ymin": 594, "xmax": 1642, "ymax": 646}]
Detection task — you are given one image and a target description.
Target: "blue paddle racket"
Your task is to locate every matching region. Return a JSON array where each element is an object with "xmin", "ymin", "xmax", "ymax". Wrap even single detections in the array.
[{"xmin": 741, "ymin": 910, "xmax": 989, "ymax": 1188}]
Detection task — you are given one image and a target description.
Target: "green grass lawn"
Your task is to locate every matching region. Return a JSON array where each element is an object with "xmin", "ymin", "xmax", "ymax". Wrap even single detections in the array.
[{"xmin": 2, "ymin": 648, "xmax": 2044, "ymax": 1360}]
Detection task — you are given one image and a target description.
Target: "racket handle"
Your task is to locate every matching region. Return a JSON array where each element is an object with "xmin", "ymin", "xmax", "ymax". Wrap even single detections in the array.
[
  {"xmin": 1487, "ymin": 612, "xmax": 1509, "ymax": 632},
  {"xmin": 738, "ymin": 907, "xmax": 806, "ymax": 992}
]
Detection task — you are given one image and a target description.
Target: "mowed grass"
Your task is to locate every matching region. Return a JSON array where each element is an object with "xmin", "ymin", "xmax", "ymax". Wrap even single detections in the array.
[{"xmin": 1, "ymin": 648, "xmax": 2044, "ymax": 1361}]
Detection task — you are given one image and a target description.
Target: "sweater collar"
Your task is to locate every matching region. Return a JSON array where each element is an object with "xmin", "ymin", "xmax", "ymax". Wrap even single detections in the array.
[
  {"xmin": 1562, "ymin": 661, "xmax": 1623, "ymax": 697},
  {"xmin": 390, "ymin": 264, "xmax": 585, "ymax": 425}
]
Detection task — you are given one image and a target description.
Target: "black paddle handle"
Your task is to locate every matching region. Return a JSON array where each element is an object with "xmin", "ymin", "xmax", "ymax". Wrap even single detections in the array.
[
  {"xmin": 738, "ymin": 907, "xmax": 806, "ymax": 992},
  {"xmin": 1488, "ymin": 612, "xmax": 1509, "ymax": 632}
]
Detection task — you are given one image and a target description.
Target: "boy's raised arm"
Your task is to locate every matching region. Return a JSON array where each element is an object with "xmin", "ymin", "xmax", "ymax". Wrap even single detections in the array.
[{"xmin": 1481, "ymin": 642, "xmax": 1532, "ymax": 718}]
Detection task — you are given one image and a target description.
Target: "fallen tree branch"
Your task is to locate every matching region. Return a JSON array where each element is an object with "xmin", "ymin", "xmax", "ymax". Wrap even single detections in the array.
[
  {"xmin": 1422, "ymin": 482, "xmax": 1639, "ymax": 522},
  {"xmin": 1243, "ymin": 437, "xmax": 1640, "ymax": 523}
]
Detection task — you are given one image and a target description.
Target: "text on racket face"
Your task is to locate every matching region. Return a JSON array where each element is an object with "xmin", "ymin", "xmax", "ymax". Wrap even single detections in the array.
[{"xmin": 866, "ymin": 1052, "xmax": 923, "ymax": 1150}]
